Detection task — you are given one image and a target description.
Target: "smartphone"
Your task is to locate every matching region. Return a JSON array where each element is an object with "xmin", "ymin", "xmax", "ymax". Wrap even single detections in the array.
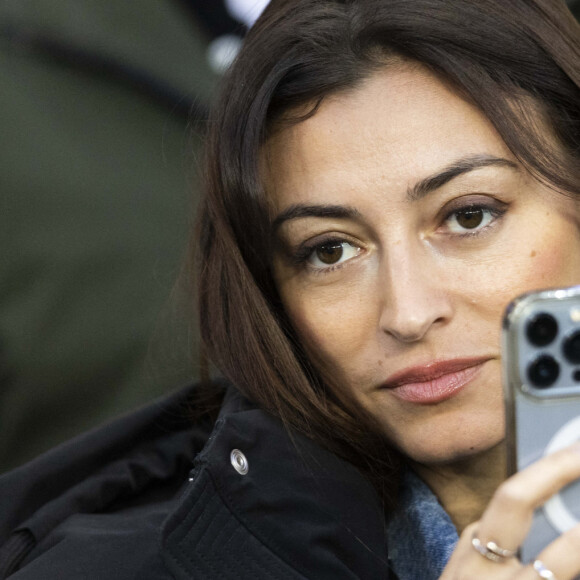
[{"xmin": 503, "ymin": 285, "xmax": 580, "ymax": 563}]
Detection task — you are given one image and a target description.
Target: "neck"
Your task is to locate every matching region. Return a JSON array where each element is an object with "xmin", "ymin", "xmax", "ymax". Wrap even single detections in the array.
[{"xmin": 411, "ymin": 443, "xmax": 507, "ymax": 535}]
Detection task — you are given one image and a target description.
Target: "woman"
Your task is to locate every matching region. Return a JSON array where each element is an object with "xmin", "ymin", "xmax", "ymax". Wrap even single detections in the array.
[{"xmin": 1, "ymin": 0, "xmax": 580, "ymax": 578}]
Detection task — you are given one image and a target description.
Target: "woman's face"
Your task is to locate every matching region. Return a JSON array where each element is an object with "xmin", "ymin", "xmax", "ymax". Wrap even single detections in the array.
[{"xmin": 266, "ymin": 65, "xmax": 580, "ymax": 465}]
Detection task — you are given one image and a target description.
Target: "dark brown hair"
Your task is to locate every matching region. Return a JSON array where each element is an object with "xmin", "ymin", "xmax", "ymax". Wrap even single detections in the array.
[{"xmin": 193, "ymin": 0, "xmax": 580, "ymax": 503}]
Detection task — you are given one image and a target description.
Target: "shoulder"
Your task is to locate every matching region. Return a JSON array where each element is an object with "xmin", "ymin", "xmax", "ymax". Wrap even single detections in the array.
[
  {"xmin": 0, "ymin": 382, "xmax": 217, "ymax": 579},
  {"xmin": 0, "ymin": 383, "xmax": 394, "ymax": 579}
]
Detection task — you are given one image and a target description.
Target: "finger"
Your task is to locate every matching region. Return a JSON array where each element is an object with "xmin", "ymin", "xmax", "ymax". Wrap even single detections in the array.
[
  {"xmin": 517, "ymin": 522, "xmax": 580, "ymax": 580},
  {"xmin": 477, "ymin": 444, "xmax": 580, "ymax": 552},
  {"xmin": 440, "ymin": 522, "xmax": 522, "ymax": 580}
]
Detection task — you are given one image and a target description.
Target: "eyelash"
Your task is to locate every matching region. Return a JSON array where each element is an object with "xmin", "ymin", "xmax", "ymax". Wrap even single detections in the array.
[
  {"xmin": 440, "ymin": 200, "xmax": 507, "ymax": 237},
  {"xmin": 292, "ymin": 236, "xmax": 361, "ymax": 274},
  {"xmin": 291, "ymin": 199, "xmax": 509, "ymax": 274}
]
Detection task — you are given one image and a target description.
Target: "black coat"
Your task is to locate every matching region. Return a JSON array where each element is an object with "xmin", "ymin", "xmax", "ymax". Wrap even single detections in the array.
[{"xmin": 0, "ymin": 383, "xmax": 395, "ymax": 579}]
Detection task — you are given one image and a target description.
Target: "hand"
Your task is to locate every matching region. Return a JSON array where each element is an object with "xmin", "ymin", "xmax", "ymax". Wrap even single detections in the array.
[{"xmin": 440, "ymin": 444, "xmax": 580, "ymax": 579}]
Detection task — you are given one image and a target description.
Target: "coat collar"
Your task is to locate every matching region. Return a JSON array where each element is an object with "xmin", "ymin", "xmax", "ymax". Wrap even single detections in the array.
[{"xmin": 162, "ymin": 387, "xmax": 394, "ymax": 579}]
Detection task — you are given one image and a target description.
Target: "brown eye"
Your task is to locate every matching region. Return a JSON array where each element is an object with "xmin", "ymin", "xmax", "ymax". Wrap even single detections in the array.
[
  {"xmin": 443, "ymin": 202, "xmax": 505, "ymax": 236},
  {"xmin": 307, "ymin": 240, "xmax": 361, "ymax": 270},
  {"xmin": 316, "ymin": 243, "xmax": 343, "ymax": 264},
  {"xmin": 455, "ymin": 208, "xmax": 484, "ymax": 229}
]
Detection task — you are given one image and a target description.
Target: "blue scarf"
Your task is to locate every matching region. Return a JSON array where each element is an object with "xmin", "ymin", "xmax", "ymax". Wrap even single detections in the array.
[{"xmin": 387, "ymin": 470, "xmax": 459, "ymax": 580}]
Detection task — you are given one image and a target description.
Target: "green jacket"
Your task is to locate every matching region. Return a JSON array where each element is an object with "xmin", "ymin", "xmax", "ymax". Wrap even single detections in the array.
[{"xmin": 0, "ymin": 0, "xmax": 216, "ymax": 471}]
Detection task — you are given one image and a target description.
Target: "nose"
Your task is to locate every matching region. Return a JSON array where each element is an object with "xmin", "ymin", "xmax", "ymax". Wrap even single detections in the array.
[{"xmin": 378, "ymin": 246, "xmax": 453, "ymax": 343}]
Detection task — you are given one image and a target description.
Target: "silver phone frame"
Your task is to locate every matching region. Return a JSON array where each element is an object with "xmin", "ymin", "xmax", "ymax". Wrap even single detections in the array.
[
  {"xmin": 502, "ymin": 285, "xmax": 580, "ymax": 562},
  {"xmin": 502, "ymin": 285, "xmax": 580, "ymax": 476}
]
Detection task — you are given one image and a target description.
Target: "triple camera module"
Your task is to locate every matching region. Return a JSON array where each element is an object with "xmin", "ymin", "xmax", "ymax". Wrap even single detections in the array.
[{"xmin": 526, "ymin": 312, "xmax": 580, "ymax": 388}]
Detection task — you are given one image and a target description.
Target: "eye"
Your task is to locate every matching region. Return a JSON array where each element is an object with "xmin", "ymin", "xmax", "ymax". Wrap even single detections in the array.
[
  {"xmin": 444, "ymin": 205, "xmax": 498, "ymax": 234},
  {"xmin": 308, "ymin": 240, "xmax": 361, "ymax": 269}
]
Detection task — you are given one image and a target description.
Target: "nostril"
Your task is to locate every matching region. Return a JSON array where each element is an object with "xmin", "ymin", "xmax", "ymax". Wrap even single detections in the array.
[{"xmin": 379, "ymin": 295, "xmax": 453, "ymax": 344}]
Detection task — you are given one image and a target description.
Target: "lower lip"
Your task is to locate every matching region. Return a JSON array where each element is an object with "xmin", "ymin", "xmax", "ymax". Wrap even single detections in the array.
[{"xmin": 387, "ymin": 364, "xmax": 485, "ymax": 404}]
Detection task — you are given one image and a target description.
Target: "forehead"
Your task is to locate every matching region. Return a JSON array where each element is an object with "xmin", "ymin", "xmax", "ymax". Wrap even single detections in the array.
[{"xmin": 262, "ymin": 65, "xmax": 512, "ymax": 211}]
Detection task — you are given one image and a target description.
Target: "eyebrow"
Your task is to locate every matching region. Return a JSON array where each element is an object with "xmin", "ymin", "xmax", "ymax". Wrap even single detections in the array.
[
  {"xmin": 271, "ymin": 154, "xmax": 518, "ymax": 231},
  {"xmin": 407, "ymin": 154, "xmax": 518, "ymax": 201},
  {"xmin": 272, "ymin": 204, "xmax": 361, "ymax": 232}
]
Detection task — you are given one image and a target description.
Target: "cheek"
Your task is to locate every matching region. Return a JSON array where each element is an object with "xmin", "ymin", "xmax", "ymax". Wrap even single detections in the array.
[
  {"xmin": 523, "ymin": 244, "xmax": 580, "ymax": 286},
  {"xmin": 456, "ymin": 224, "xmax": 580, "ymax": 321},
  {"xmin": 507, "ymin": 227, "xmax": 580, "ymax": 297},
  {"xmin": 280, "ymin": 281, "xmax": 377, "ymax": 374}
]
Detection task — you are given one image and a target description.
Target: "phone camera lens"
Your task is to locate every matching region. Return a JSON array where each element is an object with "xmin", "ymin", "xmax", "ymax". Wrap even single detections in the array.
[
  {"xmin": 563, "ymin": 330, "xmax": 580, "ymax": 364},
  {"xmin": 526, "ymin": 313, "xmax": 558, "ymax": 347},
  {"xmin": 527, "ymin": 354, "xmax": 560, "ymax": 388}
]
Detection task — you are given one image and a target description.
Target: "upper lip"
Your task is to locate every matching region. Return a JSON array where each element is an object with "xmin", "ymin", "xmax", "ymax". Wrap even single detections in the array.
[{"xmin": 381, "ymin": 357, "xmax": 492, "ymax": 389}]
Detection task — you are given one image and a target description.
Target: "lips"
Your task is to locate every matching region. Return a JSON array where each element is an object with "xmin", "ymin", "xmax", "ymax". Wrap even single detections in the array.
[{"xmin": 381, "ymin": 358, "xmax": 491, "ymax": 404}]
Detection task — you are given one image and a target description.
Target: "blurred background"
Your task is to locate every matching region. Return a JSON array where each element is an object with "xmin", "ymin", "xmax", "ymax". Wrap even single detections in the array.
[
  {"xmin": 0, "ymin": 0, "xmax": 269, "ymax": 472},
  {"xmin": 1, "ymin": 0, "xmax": 578, "ymax": 473}
]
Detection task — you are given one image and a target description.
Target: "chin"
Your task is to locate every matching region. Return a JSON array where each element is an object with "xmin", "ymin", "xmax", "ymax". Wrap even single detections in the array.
[
  {"xmin": 399, "ymin": 431, "xmax": 506, "ymax": 467},
  {"xmin": 386, "ymin": 407, "xmax": 506, "ymax": 466},
  {"xmin": 409, "ymin": 446, "xmax": 491, "ymax": 466}
]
